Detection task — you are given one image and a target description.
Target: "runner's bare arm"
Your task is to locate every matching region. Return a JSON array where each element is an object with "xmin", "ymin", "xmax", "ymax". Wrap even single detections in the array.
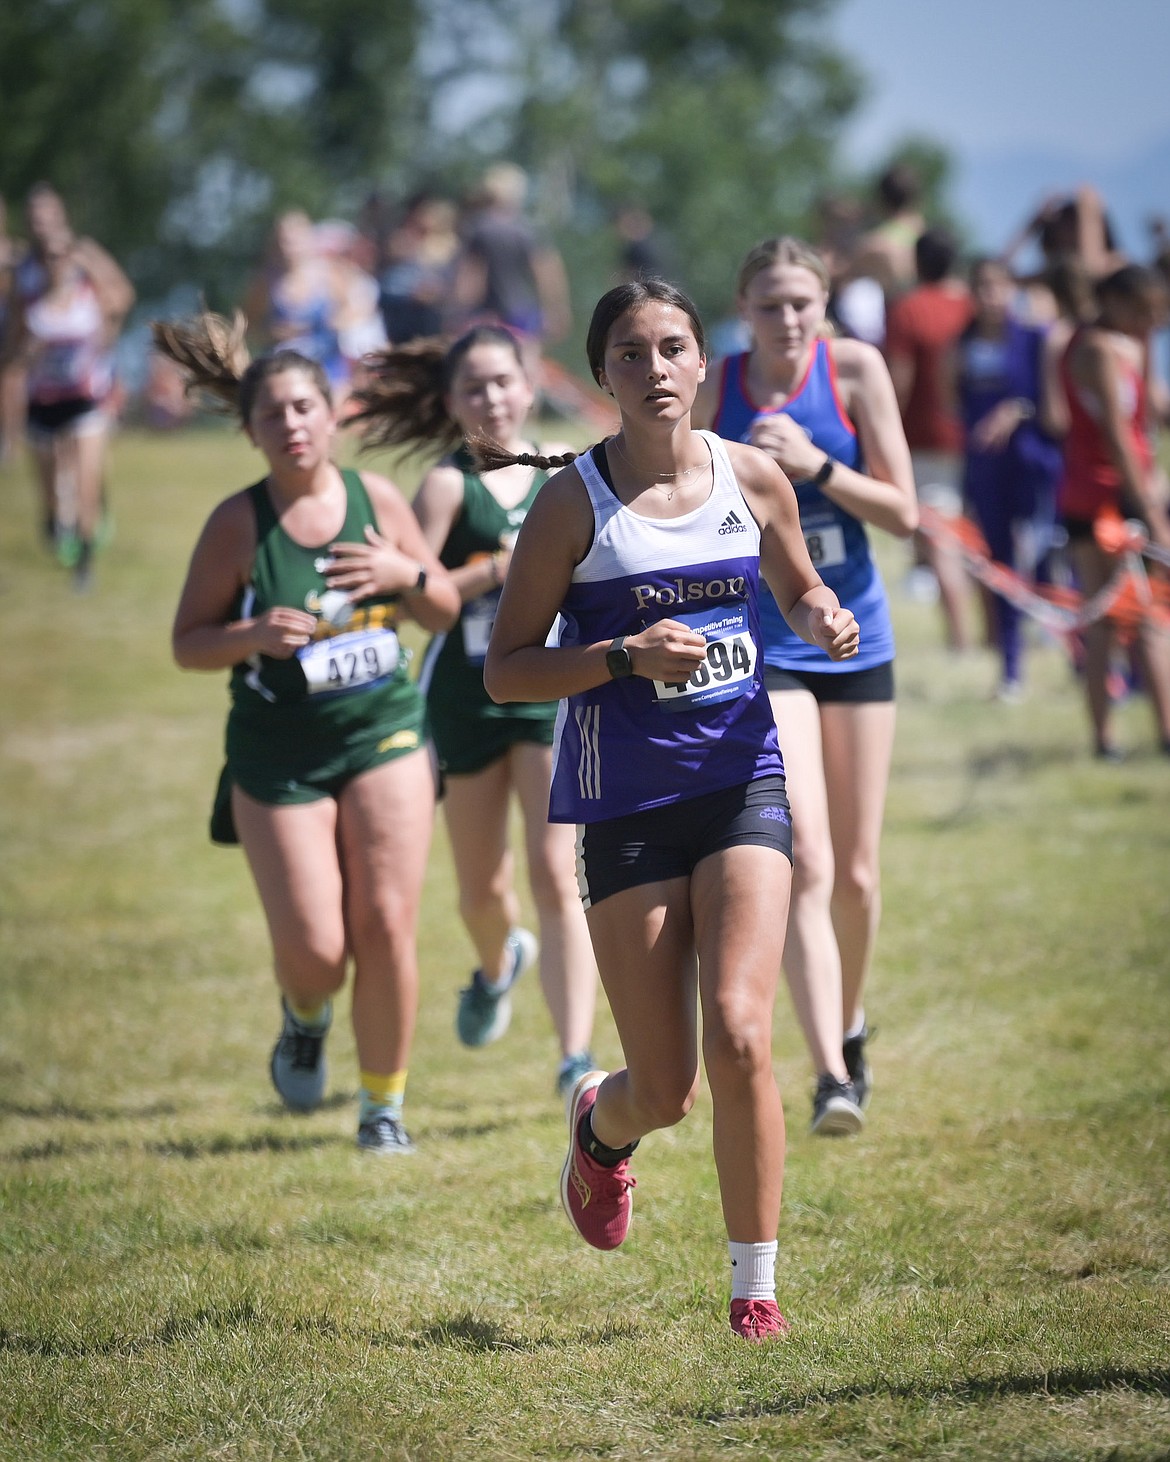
[
  {"xmin": 483, "ymin": 465, "xmax": 708, "ymax": 702},
  {"xmin": 731, "ymin": 441, "xmax": 859, "ymax": 661},
  {"xmin": 173, "ymin": 494, "xmax": 316, "ymax": 669},
  {"xmin": 328, "ymin": 472, "xmax": 461, "ymax": 630}
]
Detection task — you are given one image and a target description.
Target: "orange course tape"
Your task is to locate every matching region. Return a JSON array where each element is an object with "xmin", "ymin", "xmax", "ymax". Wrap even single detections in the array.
[{"xmin": 916, "ymin": 504, "xmax": 1170, "ymax": 643}]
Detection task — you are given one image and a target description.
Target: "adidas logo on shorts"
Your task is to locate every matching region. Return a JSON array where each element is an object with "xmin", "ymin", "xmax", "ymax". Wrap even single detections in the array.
[{"xmin": 718, "ymin": 510, "xmax": 748, "ymax": 536}]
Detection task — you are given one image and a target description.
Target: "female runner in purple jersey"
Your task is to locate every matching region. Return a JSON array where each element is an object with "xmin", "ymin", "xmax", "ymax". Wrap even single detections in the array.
[
  {"xmin": 694, "ymin": 237, "xmax": 917, "ymax": 1136},
  {"xmin": 483, "ymin": 279, "xmax": 858, "ymax": 1341}
]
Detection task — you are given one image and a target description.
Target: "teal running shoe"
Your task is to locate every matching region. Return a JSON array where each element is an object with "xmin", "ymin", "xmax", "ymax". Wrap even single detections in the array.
[
  {"xmin": 357, "ymin": 1113, "xmax": 415, "ymax": 1155},
  {"xmin": 55, "ymin": 525, "xmax": 81, "ymax": 568},
  {"xmin": 557, "ymin": 1050, "xmax": 596, "ymax": 1111},
  {"xmin": 270, "ymin": 998, "xmax": 331, "ymax": 1111},
  {"xmin": 455, "ymin": 926, "xmax": 537, "ymax": 1047}
]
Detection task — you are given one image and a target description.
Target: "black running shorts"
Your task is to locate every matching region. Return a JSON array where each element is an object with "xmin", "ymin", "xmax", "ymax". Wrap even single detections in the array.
[
  {"xmin": 763, "ymin": 659, "xmax": 894, "ymax": 704},
  {"xmin": 576, "ymin": 775, "xmax": 792, "ymax": 908}
]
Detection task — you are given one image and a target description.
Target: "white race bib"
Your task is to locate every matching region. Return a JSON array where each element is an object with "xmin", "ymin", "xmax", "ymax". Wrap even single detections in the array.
[
  {"xmin": 297, "ymin": 628, "xmax": 399, "ymax": 695},
  {"xmin": 652, "ymin": 602, "xmax": 757, "ymax": 712},
  {"xmin": 803, "ymin": 520, "xmax": 846, "ymax": 569},
  {"xmin": 462, "ymin": 590, "xmax": 501, "ymax": 665}
]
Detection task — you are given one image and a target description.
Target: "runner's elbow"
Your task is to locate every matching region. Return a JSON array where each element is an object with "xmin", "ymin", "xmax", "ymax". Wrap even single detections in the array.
[
  {"xmin": 172, "ymin": 640, "xmax": 205, "ymax": 672},
  {"xmin": 482, "ymin": 655, "xmax": 508, "ymax": 704}
]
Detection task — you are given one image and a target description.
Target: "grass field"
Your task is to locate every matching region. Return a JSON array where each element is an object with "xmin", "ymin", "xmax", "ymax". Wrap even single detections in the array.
[{"xmin": 1, "ymin": 426, "xmax": 1169, "ymax": 1461}]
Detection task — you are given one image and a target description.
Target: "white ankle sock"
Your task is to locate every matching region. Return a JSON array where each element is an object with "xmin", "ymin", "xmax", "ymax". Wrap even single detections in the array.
[
  {"xmin": 729, "ymin": 1240, "xmax": 777, "ymax": 1302},
  {"xmin": 844, "ymin": 1012, "xmax": 866, "ymax": 1042}
]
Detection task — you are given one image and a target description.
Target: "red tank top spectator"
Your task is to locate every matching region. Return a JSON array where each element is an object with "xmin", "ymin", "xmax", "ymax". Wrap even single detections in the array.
[
  {"xmin": 885, "ymin": 227, "xmax": 975, "ymax": 652},
  {"xmin": 884, "ymin": 233, "xmax": 972, "ymax": 452},
  {"xmin": 1060, "ymin": 326, "xmax": 1153, "ymax": 526},
  {"xmin": 1056, "ymin": 264, "xmax": 1170, "ymax": 762}
]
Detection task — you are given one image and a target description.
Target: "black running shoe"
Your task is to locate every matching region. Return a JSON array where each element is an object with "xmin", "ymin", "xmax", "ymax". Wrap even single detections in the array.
[
  {"xmin": 843, "ymin": 1023, "xmax": 872, "ymax": 1108},
  {"xmin": 810, "ymin": 1074, "xmax": 864, "ymax": 1136}
]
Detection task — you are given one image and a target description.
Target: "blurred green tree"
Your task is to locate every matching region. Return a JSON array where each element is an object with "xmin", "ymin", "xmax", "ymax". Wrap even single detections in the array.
[
  {"xmin": 420, "ymin": 0, "xmax": 866, "ymax": 324},
  {"xmin": 0, "ymin": 0, "xmax": 895, "ymax": 332},
  {"xmin": 0, "ymin": 0, "xmax": 424, "ymax": 303}
]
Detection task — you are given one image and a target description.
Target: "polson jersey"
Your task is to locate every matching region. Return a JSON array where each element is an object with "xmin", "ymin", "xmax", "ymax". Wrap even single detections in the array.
[
  {"xmin": 548, "ymin": 430, "xmax": 783, "ymax": 824},
  {"xmin": 713, "ymin": 341, "xmax": 895, "ymax": 672}
]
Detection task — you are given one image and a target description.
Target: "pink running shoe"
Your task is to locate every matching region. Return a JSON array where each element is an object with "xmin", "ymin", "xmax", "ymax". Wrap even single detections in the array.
[
  {"xmin": 729, "ymin": 1298, "xmax": 790, "ymax": 1341},
  {"xmin": 560, "ymin": 1070, "xmax": 636, "ymax": 1251}
]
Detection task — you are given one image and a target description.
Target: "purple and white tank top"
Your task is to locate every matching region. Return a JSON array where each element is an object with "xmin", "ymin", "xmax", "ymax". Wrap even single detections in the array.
[{"xmin": 549, "ymin": 430, "xmax": 783, "ymax": 824}]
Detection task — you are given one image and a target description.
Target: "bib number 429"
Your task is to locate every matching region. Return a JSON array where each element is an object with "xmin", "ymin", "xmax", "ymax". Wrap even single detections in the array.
[{"xmin": 298, "ymin": 629, "xmax": 399, "ymax": 695}]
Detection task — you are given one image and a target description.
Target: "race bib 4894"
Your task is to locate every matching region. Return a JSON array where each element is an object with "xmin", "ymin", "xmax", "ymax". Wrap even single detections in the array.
[{"xmin": 652, "ymin": 602, "xmax": 757, "ymax": 712}]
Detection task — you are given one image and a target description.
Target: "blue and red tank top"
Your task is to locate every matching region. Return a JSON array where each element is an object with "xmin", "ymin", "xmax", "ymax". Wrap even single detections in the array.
[{"xmin": 712, "ymin": 341, "xmax": 895, "ymax": 672}]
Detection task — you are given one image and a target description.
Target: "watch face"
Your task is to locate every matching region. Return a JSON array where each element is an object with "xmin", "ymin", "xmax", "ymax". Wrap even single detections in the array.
[{"xmin": 606, "ymin": 646, "xmax": 632, "ymax": 678}]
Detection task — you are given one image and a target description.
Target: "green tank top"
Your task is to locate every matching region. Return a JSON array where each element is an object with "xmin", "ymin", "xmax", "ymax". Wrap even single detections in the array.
[
  {"xmin": 421, "ymin": 447, "xmax": 554, "ymax": 723},
  {"xmin": 228, "ymin": 468, "xmax": 418, "ymax": 735}
]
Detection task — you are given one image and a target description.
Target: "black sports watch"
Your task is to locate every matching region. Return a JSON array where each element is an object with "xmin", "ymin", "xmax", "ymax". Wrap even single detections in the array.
[
  {"xmin": 406, "ymin": 564, "xmax": 427, "ymax": 594},
  {"xmin": 811, "ymin": 455, "xmax": 836, "ymax": 488},
  {"xmin": 605, "ymin": 635, "xmax": 634, "ymax": 679}
]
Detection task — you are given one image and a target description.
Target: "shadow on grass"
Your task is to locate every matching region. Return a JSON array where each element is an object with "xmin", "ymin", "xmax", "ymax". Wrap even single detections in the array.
[
  {"xmin": 0, "ymin": 1298, "xmax": 274, "ymax": 1358},
  {"xmin": 4, "ymin": 1129, "xmax": 346, "ymax": 1162},
  {"xmin": 926, "ymin": 740, "xmax": 1078, "ymax": 829},
  {"xmin": 1, "ymin": 1099, "xmax": 519, "ymax": 1148},
  {"xmin": 147, "ymin": 1131, "xmax": 345, "ymax": 1159},
  {"xmin": 256, "ymin": 1091, "xmax": 354, "ymax": 1115},
  {"xmin": 0, "ymin": 1099, "xmax": 178, "ymax": 1122},
  {"xmin": 427, "ymin": 1119, "xmax": 514, "ymax": 1141},
  {"xmin": 966, "ymin": 742, "xmax": 1066, "ymax": 779},
  {"xmin": 0, "ymin": 1305, "xmax": 639, "ymax": 1359},
  {"xmin": 409, "ymin": 1314, "xmax": 556, "ymax": 1353},
  {"xmin": 697, "ymin": 1365, "xmax": 1170, "ymax": 1421},
  {"xmin": 6, "ymin": 1137, "xmax": 109, "ymax": 1162},
  {"xmin": 410, "ymin": 1313, "xmax": 641, "ymax": 1352},
  {"xmin": 0, "ymin": 1093, "xmax": 355, "ymax": 1126}
]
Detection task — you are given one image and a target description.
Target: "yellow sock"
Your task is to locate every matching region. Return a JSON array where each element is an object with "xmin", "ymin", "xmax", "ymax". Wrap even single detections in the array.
[
  {"xmin": 289, "ymin": 998, "xmax": 330, "ymax": 1029},
  {"xmin": 360, "ymin": 1069, "xmax": 407, "ymax": 1121}
]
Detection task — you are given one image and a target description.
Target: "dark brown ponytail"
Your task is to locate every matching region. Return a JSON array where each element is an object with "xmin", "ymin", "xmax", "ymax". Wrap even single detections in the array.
[
  {"xmin": 350, "ymin": 324, "xmax": 530, "ymax": 456},
  {"xmin": 150, "ymin": 310, "xmax": 332, "ymax": 424}
]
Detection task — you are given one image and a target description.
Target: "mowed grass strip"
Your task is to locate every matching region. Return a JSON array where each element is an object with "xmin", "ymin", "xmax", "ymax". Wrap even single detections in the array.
[{"xmin": 1, "ymin": 429, "xmax": 1168, "ymax": 1461}]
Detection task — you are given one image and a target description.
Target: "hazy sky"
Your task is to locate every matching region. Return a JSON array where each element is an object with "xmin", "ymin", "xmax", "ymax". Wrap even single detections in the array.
[
  {"xmin": 829, "ymin": 0, "xmax": 1170, "ymax": 163},
  {"xmin": 826, "ymin": 0, "xmax": 1170, "ymax": 249}
]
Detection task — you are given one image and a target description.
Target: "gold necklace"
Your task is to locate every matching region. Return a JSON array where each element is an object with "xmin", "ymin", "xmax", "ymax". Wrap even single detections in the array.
[{"xmin": 609, "ymin": 436, "xmax": 709, "ymax": 501}]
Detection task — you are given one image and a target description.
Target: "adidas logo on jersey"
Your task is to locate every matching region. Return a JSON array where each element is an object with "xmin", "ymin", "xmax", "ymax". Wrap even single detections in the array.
[{"xmin": 718, "ymin": 510, "xmax": 748, "ymax": 536}]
